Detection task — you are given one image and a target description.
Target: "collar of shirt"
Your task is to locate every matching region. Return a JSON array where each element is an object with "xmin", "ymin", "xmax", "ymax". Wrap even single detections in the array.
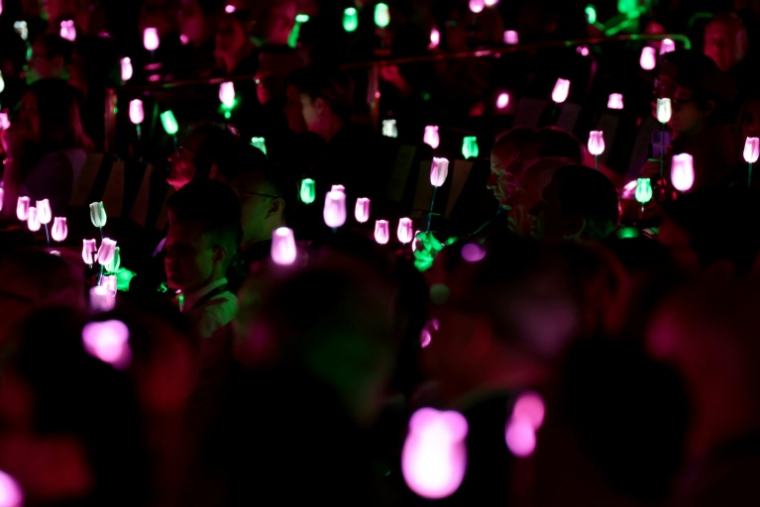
[{"xmin": 180, "ymin": 277, "xmax": 230, "ymax": 311}]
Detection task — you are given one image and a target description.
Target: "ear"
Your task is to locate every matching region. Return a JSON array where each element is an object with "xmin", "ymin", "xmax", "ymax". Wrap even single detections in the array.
[
  {"xmin": 704, "ymin": 99, "xmax": 717, "ymax": 117},
  {"xmin": 314, "ymin": 96, "xmax": 326, "ymax": 115},
  {"xmin": 212, "ymin": 244, "xmax": 228, "ymax": 266},
  {"xmin": 266, "ymin": 197, "xmax": 285, "ymax": 219}
]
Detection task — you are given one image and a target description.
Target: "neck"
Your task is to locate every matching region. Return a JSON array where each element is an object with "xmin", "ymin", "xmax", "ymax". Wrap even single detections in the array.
[{"xmin": 320, "ymin": 115, "xmax": 345, "ymax": 143}]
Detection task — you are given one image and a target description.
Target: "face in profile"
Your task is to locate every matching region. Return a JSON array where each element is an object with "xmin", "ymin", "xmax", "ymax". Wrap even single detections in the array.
[
  {"xmin": 164, "ymin": 220, "xmax": 216, "ymax": 292},
  {"xmin": 167, "ymin": 133, "xmax": 205, "ymax": 191},
  {"xmin": 283, "ymin": 84, "xmax": 306, "ymax": 133},
  {"xmin": 669, "ymin": 86, "xmax": 711, "ymax": 135}
]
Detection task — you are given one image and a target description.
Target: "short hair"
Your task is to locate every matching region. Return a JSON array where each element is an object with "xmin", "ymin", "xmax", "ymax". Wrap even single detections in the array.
[
  {"xmin": 184, "ymin": 123, "xmax": 243, "ymax": 180},
  {"xmin": 551, "ymin": 165, "xmax": 620, "ymax": 238},
  {"xmin": 33, "ymin": 33, "xmax": 74, "ymax": 65},
  {"xmin": 286, "ymin": 66, "xmax": 354, "ymax": 121},
  {"xmin": 231, "ymin": 144, "xmax": 297, "ymax": 220},
  {"xmin": 168, "ymin": 180, "xmax": 243, "ymax": 266},
  {"xmin": 535, "ymin": 127, "xmax": 584, "ymax": 164}
]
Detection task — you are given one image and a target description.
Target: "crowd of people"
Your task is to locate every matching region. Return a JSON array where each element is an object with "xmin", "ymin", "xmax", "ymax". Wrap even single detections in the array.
[{"xmin": 2, "ymin": 0, "xmax": 760, "ymax": 505}]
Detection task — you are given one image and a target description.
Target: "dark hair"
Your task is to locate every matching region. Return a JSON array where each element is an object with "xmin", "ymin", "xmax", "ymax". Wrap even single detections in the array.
[
  {"xmin": 535, "ymin": 127, "xmax": 584, "ymax": 164},
  {"xmin": 26, "ymin": 79, "xmax": 91, "ymax": 153},
  {"xmin": 552, "ymin": 165, "xmax": 620, "ymax": 237},
  {"xmin": 33, "ymin": 33, "xmax": 74, "ymax": 65},
  {"xmin": 168, "ymin": 179, "xmax": 243, "ymax": 264},
  {"xmin": 184, "ymin": 123, "xmax": 243, "ymax": 180},
  {"xmin": 286, "ymin": 65, "xmax": 354, "ymax": 121}
]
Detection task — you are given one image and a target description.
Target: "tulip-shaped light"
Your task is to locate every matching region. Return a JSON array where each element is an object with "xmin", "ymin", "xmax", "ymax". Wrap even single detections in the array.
[
  {"xmin": 82, "ymin": 239, "xmax": 97, "ymax": 264},
  {"xmin": 16, "ymin": 196, "xmax": 30, "ymax": 221},
  {"xmin": 496, "ymin": 92, "xmax": 510, "ymax": 109},
  {"xmin": 100, "ymin": 274, "xmax": 118, "ymax": 296},
  {"xmin": 97, "ymin": 238, "xmax": 117, "ymax": 266},
  {"xmin": 429, "ymin": 27, "xmax": 440, "ymax": 49},
  {"xmin": 300, "ymin": 178, "xmax": 316, "ymax": 204},
  {"xmin": 398, "ymin": 218, "xmax": 414, "ymax": 244},
  {"xmin": 36, "ymin": 199, "xmax": 51, "ymax": 225},
  {"xmin": 129, "ymin": 99, "xmax": 144, "ymax": 125},
  {"xmin": 0, "ymin": 112, "xmax": 9, "ymax": 130},
  {"xmin": 505, "ymin": 391, "xmax": 546, "ymax": 458},
  {"xmin": 503, "ymin": 30, "xmax": 519, "ymax": 44},
  {"xmin": 374, "ymin": 220, "xmax": 390, "ymax": 245},
  {"xmin": 59, "ymin": 19, "xmax": 76, "ymax": 41},
  {"xmin": 271, "ymin": 227, "xmax": 297, "ymax": 266},
  {"xmin": 744, "ymin": 137, "xmax": 759, "ymax": 164},
  {"xmin": 469, "ymin": 0, "xmax": 485, "ymax": 13},
  {"xmin": 27, "ymin": 207, "xmax": 40, "ymax": 232},
  {"xmin": 51, "ymin": 217, "xmax": 68, "ymax": 242},
  {"xmin": 430, "ymin": 157, "xmax": 450, "ymax": 187},
  {"xmin": 402, "ymin": 408, "xmax": 469, "ymax": 499},
  {"xmin": 89, "ymin": 285, "xmax": 116, "ymax": 312},
  {"xmin": 82, "ymin": 320, "xmax": 131, "ymax": 367},
  {"xmin": 552, "ymin": 78, "xmax": 570, "ymax": 103},
  {"xmin": 640, "ymin": 46, "xmax": 656, "ymax": 70},
  {"xmin": 143, "ymin": 27, "xmax": 160, "ymax": 51},
  {"xmin": 161, "ymin": 110, "xmax": 179, "ymax": 135},
  {"xmin": 89, "ymin": 201, "xmax": 107, "ymax": 228},
  {"xmin": 656, "ymin": 98, "xmax": 672, "ymax": 123},
  {"xmin": 120, "ymin": 57, "xmax": 133, "ymax": 81},
  {"xmin": 343, "ymin": 7, "xmax": 359, "ymax": 32},
  {"xmin": 355, "ymin": 198, "xmax": 370, "ymax": 223},
  {"xmin": 635, "ymin": 178, "xmax": 653, "ymax": 204},
  {"xmin": 0, "ymin": 469, "xmax": 24, "ymax": 507},
  {"xmin": 251, "ymin": 137, "xmax": 267, "ymax": 155},
  {"xmin": 660, "ymin": 38, "xmax": 676, "ymax": 55},
  {"xmin": 323, "ymin": 190, "xmax": 347, "ymax": 228},
  {"xmin": 587, "ymin": 131, "xmax": 605, "ymax": 156},
  {"xmin": 608, "ymin": 93, "xmax": 624, "ymax": 110},
  {"xmin": 374, "ymin": 3, "xmax": 390, "ymax": 28},
  {"xmin": 671, "ymin": 153, "xmax": 695, "ymax": 192},
  {"xmin": 462, "ymin": 136, "xmax": 479, "ymax": 159},
  {"xmin": 105, "ymin": 246, "xmax": 121, "ymax": 272},
  {"xmin": 424, "ymin": 125, "xmax": 440, "ymax": 149},
  {"xmin": 219, "ymin": 81, "xmax": 235, "ymax": 109},
  {"xmin": 382, "ymin": 119, "xmax": 398, "ymax": 138}
]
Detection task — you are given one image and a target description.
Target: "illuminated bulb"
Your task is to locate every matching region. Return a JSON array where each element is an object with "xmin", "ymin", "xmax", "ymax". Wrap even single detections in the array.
[
  {"xmin": 397, "ymin": 217, "xmax": 414, "ymax": 244},
  {"xmin": 608, "ymin": 93, "xmax": 624, "ymax": 110},
  {"xmin": 660, "ymin": 38, "xmax": 675, "ymax": 55},
  {"xmin": 374, "ymin": 3, "xmax": 390, "ymax": 28},
  {"xmin": 503, "ymin": 30, "xmax": 519, "ymax": 45},
  {"xmin": 424, "ymin": 125, "xmax": 440, "ymax": 149},
  {"xmin": 354, "ymin": 198, "xmax": 370, "ymax": 223},
  {"xmin": 343, "ymin": 7, "xmax": 359, "ymax": 32},
  {"xmin": 744, "ymin": 137, "xmax": 759, "ymax": 164},
  {"xmin": 27, "ymin": 207, "xmax": 40, "ymax": 232},
  {"xmin": 576, "ymin": 45, "xmax": 590, "ymax": 56},
  {"xmin": 0, "ymin": 188, "xmax": 3, "ymax": 212},
  {"xmin": 143, "ymin": 27, "xmax": 160, "ymax": 51},
  {"xmin": 13, "ymin": 21, "xmax": 28, "ymax": 41},
  {"xmin": 120, "ymin": 57, "xmax": 133, "ymax": 81},
  {"xmin": 129, "ymin": 99, "xmax": 144, "ymax": 125},
  {"xmin": 180, "ymin": 34, "xmax": 189, "ymax": 45},
  {"xmin": 635, "ymin": 178, "xmax": 653, "ymax": 204},
  {"xmin": 100, "ymin": 275, "xmax": 117, "ymax": 296},
  {"xmin": 89, "ymin": 201, "xmax": 107, "ymax": 228},
  {"xmin": 97, "ymin": 238, "xmax": 118, "ymax": 266},
  {"xmin": 640, "ymin": 46, "xmax": 656, "ymax": 70},
  {"xmin": 160, "ymin": 110, "xmax": 179, "ymax": 135},
  {"xmin": 429, "ymin": 27, "xmax": 440, "ymax": 49},
  {"xmin": 0, "ymin": 70, "xmax": 4, "ymax": 93},
  {"xmin": 105, "ymin": 246, "xmax": 120, "ymax": 272},
  {"xmin": 587, "ymin": 131, "xmax": 605, "ymax": 156},
  {"xmin": 504, "ymin": 390, "xmax": 545, "ymax": 458},
  {"xmin": 430, "ymin": 157, "xmax": 450, "ymax": 187},
  {"xmin": 671, "ymin": 153, "xmax": 694, "ymax": 192},
  {"xmin": 219, "ymin": 81, "xmax": 236, "ymax": 109},
  {"xmin": 51, "ymin": 217, "xmax": 68, "ymax": 242},
  {"xmin": 469, "ymin": 0, "xmax": 485, "ymax": 13},
  {"xmin": 402, "ymin": 408, "xmax": 469, "ymax": 499},
  {"xmin": 323, "ymin": 190, "xmax": 347, "ymax": 228},
  {"xmin": 82, "ymin": 320, "xmax": 131, "ymax": 367},
  {"xmin": 300, "ymin": 178, "xmax": 316, "ymax": 204},
  {"xmin": 462, "ymin": 136, "xmax": 479, "ymax": 159},
  {"xmin": 496, "ymin": 92, "xmax": 510, "ymax": 109},
  {"xmin": 59, "ymin": 19, "xmax": 76, "ymax": 41},
  {"xmin": 382, "ymin": 119, "xmax": 398, "ymax": 138},
  {"xmin": 656, "ymin": 98, "xmax": 672, "ymax": 123},
  {"xmin": 512, "ymin": 391, "xmax": 546, "ymax": 429},
  {"xmin": 89, "ymin": 285, "xmax": 116, "ymax": 312},
  {"xmin": 0, "ymin": 112, "xmax": 9, "ymax": 130},
  {"xmin": 374, "ymin": 220, "xmax": 390, "ymax": 244},
  {"xmin": 485, "ymin": 0, "xmax": 499, "ymax": 5},
  {"xmin": 552, "ymin": 78, "xmax": 571, "ymax": 103},
  {"xmin": 16, "ymin": 196, "xmax": 30, "ymax": 221},
  {"xmin": 225, "ymin": 4, "xmax": 235, "ymax": 13},
  {"xmin": 251, "ymin": 136, "xmax": 267, "ymax": 155},
  {"xmin": 331, "ymin": 184, "xmax": 345, "ymax": 194},
  {"xmin": 461, "ymin": 242, "xmax": 486, "ymax": 263},
  {"xmin": 0, "ymin": 469, "xmax": 24, "ymax": 507},
  {"xmin": 271, "ymin": 227, "xmax": 297, "ymax": 266},
  {"xmin": 82, "ymin": 239, "xmax": 97, "ymax": 264},
  {"xmin": 35, "ymin": 199, "xmax": 51, "ymax": 225},
  {"xmin": 420, "ymin": 318, "xmax": 439, "ymax": 348}
]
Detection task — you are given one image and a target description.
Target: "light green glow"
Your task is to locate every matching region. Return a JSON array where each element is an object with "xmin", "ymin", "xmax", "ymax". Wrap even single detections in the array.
[
  {"xmin": 635, "ymin": 178, "xmax": 653, "ymax": 204},
  {"xmin": 160, "ymin": 110, "xmax": 179, "ymax": 135},
  {"xmin": 462, "ymin": 136, "xmax": 479, "ymax": 159},
  {"xmin": 106, "ymin": 247, "xmax": 121, "ymax": 272},
  {"xmin": 114, "ymin": 267, "xmax": 136, "ymax": 292},
  {"xmin": 300, "ymin": 178, "xmax": 316, "ymax": 204},
  {"xmin": 617, "ymin": 227, "xmax": 640, "ymax": 239},
  {"xmin": 618, "ymin": 0, "xmax": 648, "ymax": 19},
  {"xmin": 295, "ymin": 14, "xmax": 310, "ymax": 23},
  {"xmin": 251, "ymin": 137, "xmax": 267, "ymax": 156},
  {"xmin": 343, "ymin": 7, "xmax": 359, "ymax": 32},
  {"xmin": 374, "ymin": 3, "xmax": 390, "ymax": 28},
  {"xmin": 219, "ymin": 98, "xmax": 238, "ymax": 119},
  {"xmin": 585, "ymin": 4, "xmax": 597, "ymax": 24}
]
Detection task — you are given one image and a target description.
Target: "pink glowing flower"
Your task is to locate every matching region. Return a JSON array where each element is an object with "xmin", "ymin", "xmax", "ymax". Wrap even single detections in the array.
[
  {"xmin": 402, "ymin": 407, "xmax": 468, "ymax": 499},
  {"xmin": 16, "ymin": 196, "xmax": 29, "ymax": 221},
  {"xmin": 323, "ymin": 190, "xmax": 347, "ymax": 228},
  {"xmin": 503, "ymin": 30, "xmax": 518, "ymax": 44},
  {"xmin": 219, "ymin": 81, "xmax": 235, "ymax": 108},
  {"xmin": 640, "ymin": 46, "xmax": 656, "ymax": 70},
  {"xmin": 551, "ymin": 78, "xmax": 570, "ymax": 103},
  {"xmin": 0, "ymin": 469, "xmax": 23, "ymax": 507},
  {"xmin": 271, "ymin": 227, "xmax": 297, "ymax": 265},
  {"xmin": 671, "ymin": 153, "xmax": 694, "ymax": 192},
  {"xmin": 51, "ymin": 217, "xmax": 68, "ymax": 242},
  {"xmin": 36, "ymin": 199, "xmax": 51, "ymax": 225},
  {"xmin": 660, "ymin": 38, "xmax": 675, "ymax": 55},
  {"xmin": 120, "ymin": 57, "xmax": 133, "ymax": 81},
  {"xmin": 587, "ymin": 131, "xmax": 605, "ymax": 156},
  {"xmin": 143, "ymin": 27, "xmax": 160, "ymax": 51},
  {"xmin": 576, "ymin": 45, "xmax": 589, "ymax": 56},
  {"xmin": 27, "ymin": 207, "xmax": 40, "ymax": 232},
  {"xmin": 97, "ymin": 238, "xmax": 117, "ymax": 266},
  {"xmin": 397, "ymin": 217, "xmax": 414, "ymax": 244},
  {"xmin": 420, "ymin": 318, "xmax": 439, "ymax": 348},
  {"xmin": 89, "ymin": 285, "xmax": 115, "ymax": 312},
  {"xmin": 0, "ymin": 112, "xmax": 10, "ymax": 130},
  {"xmin": 82, "ymin": 239, "xmax": 97, "ymax": 264},
  {"xmin": 744, "ymin": 137, "xmax": 759, "ymax": 164},
  {"xmin": 496, "ymin": 92, "xmax": 510, "ymax": 109},
  {"xmin": 374, "ymin": 220, "xmax": 390, "ymax": 245},
  {"xmin": 424, "ymin": 125, "xmax": 440, "ymax": 149},
  {"xmin": 331, "ymin": 184, "xmax": 346, "ymax": 194},
  {"xmin": 225, "ymin": 4, "xmax": 236, "ymax": 13},
  {"xmin": 607, "ymin": 93, "xmax": 624, "ymax": 110},
  {"xmin": 461, "ymin": 242, "xmax": 486, "ymax": 263},
  {"xmin": 82, "ymin": 319, "xmax": 131, "ymax": 368},
  {"xmin": 100, "ymin": 274, "xmax": 117, "ymax": 296},
  {"xmin": 429, "ymin": 28, "xmax": 440, "ymax": 50},
  {"xmin": 129, "ymin": 99, "xmax": 144, "ymax": 125},
  {"xmin": 469, "ymin": 0, "xmax": 485, "ymax": 13},
  {"xmin": 59, "ymin": 20, "xmax": 76, "ymax": 41},
  {"xmin": 354, "ymin": 198, "xmax": 370, "ymax": 223},
  {"xmin": 512, "ymin": 391, "xmax": 546, "ymax": 430},
  {"xmin": 430, "ymin": 157, "xmax": 449, "ymax": 187},
  {"xmin": 485, "ymin": 0, "xmax": 499, "ymax": 5},
  {"xmin": 505, "ymin": 418, "xmax": 536, "ymax": 457}
]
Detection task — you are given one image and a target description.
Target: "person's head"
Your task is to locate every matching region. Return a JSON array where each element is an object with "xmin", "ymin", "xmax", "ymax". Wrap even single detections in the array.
[
  {"xmin": 244, "ymin": 0, "xmax": 297, "ymax": 47},
  {"xmin": 228, "ymin": 145, "xmax": 291, "ymax": 247},
  {"xmin": 165, "ymin": 180, "xmax": 242, "ymax": 292},
  {"xmin": 703, "ymin": 12, "xmax": 748, "ymax": 72},
  {"xmin": 167, "ymin": 123, "xmax": 241, "ymax": 190},
  {"xmin": 178, "ymin": 0, "xmax": 223, "ymax": 48},
  {"xmin": 285, "ymin": 66, "xmax": 354, "ymax": 141},
  {"xmin": 510, "ymin": 157, "xmax": 576, "ymax": 236},
  {"xmin": 215, "ymin": 10, "xmax": 252, "ymax": 73},
  {"xmin": 736, "ymin": 91, "xmax": 760, "ymax": 151},
  {"xmin": 39, "ymin": 0, "xmax": 75, "ymax": 23},
  {"xmin": 531, "ymin": 165, "xmax": 619, "ymax": 241},
  {"xmin": 20, "ymin": 78, "xmax": 90, "ymax": 152},
  {"xmin": 489, "ymin": 127, "xmax": 540, "ymax": 206},
  {"xmin": 24, "ymin": 34, "xmax": 73, "ymax": 84},
  {"xmin": 255, "ymin": 46, "xmax": 305, "ymax": 105}
]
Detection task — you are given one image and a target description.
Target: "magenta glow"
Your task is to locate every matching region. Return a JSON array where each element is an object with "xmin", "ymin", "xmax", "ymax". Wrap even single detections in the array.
[
  {"xmin": 225, "ymin": 4, "xmax": 236, "ymax": 13},
  {"xmin": 608, "ymin": 93, "xmax": 624, "ymax": 110},
  {"xmin": 512, "ymin": 391, "xmax": 546, "ymax": 430},
  {"xmin": 671, "ymin": 153, "xmax": 694, "ymax": 192},
  {"xmin": 331, "ymin": 184, "xmax": 346, "ymax": 194},
  {"xmin": 0, "ymin": 112, "xmax": 9, "ymax": 130},
  {"xmin": 219, "ymin": 81, "xmax": 236, "ymax": 108},
  {"xmin": 430, "ymin": 157, "xmax": 450, "ymax": 187},
  {"xmin": 420, "ymin": 318, "xmax": 439, "ymax": 348},
  {"xmin": 271, "ymin": 227, "xmax": 297, "ymax": 266},
  {"xmin": 51, "ymin": 217, "xmax": 68, "ymax": 242},
  {"xmin": 744, "ymin": 137, "xmax": 759, "ymax": 164},
  {"xmin": 374, "ymin": 220, "xmax": 390, "ymax": 245},
  {"xmin": 16, "ymin": 196, "xmax": 29, "ymax": 221},
  {"xmin": 461, "ymin": 243, "xmax": 486, "ymax": 263},
  {"xmin": 496, "ymin": 92, "xmax": 510, "ymax": 109},
  {"xmin": 323, "ymin": 190, "xmax": 347, "ymax": 228},
  {"xmin": 429, "ymin": 28, "xmax": 440, "ymax": 49},
  {"xmin": 100, "ymin": 274, "xmax": 117, "ymax": 296},
  {"xmin": 82, "ymin": 239, "xmax": 97, "ymax": 264},
  {"xmin": 576, "ymin": 45, "xmax": 589, "ymax": 56},
  {"xmin": 640, "ymin": 46, "xmax": 656, "ymax": 70},
  {"xmin": 503, "ymin": 30, "xmax": 518, "ymax": 44},
  {"xmin": 402, "ymin": 407, "xmax": 468, "ymax": 499},
  {"xmin": 0, "ymin": 469, "xmax": 23, "ymax": 507},
  {"xmin": 82, "ymin": 320, "xmax": 131, "ymax": 369},
  {"xmin": 505, "ymin": 418, "xmax": 536, "ymax": 457},
  {"xmin": 587, "ymin": 131, "xmax": 605, "ymax": 156},
  {"xmin": 424, "ymin": 125, "xmax": 440, "ymax": 149},
  {"xmin": 59, "ymin": 20, "xmax": 76, "ymax": 41},
  {"xmin": 36, "ymin": 199, "xmax": 51, "ymax": 224},
  {"xmin": 397, "ymin": 218, "xmax": 414, "ymax": 244},
  {"xmin": 120, "ymin": 57, "xmax": 133, "ymax": 81},
  {"xmin": 97, "ymin": 238, "xmax": 117, "ymax": 266},
  {"xmin": 89, "ymin": 285, "xmax": 115, "ymax": 312},
  {"xmin": 129, "ymin": 99, "xmax": 144, "ymax": 125},
  {"xmin": 27, "ymin": 207, "xmax": 40, "ymax": 232},
  {"xmin": 354, "ymin": 198, "xmax": 370, "ymax": 223},
  {"xmin": 469, "ymin": 0, "xmax": 485, "ymax": 13},
  {"xmin": 660, "ymin": 38, "xmax": 675, "ymax": 55},
  {"xmin": 552, "ymin": 78, "xmax": 570, "ymax": 103},
  {"xmin": 143, "ymin": 27, "xmax": 160, "ymax": 51}
]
